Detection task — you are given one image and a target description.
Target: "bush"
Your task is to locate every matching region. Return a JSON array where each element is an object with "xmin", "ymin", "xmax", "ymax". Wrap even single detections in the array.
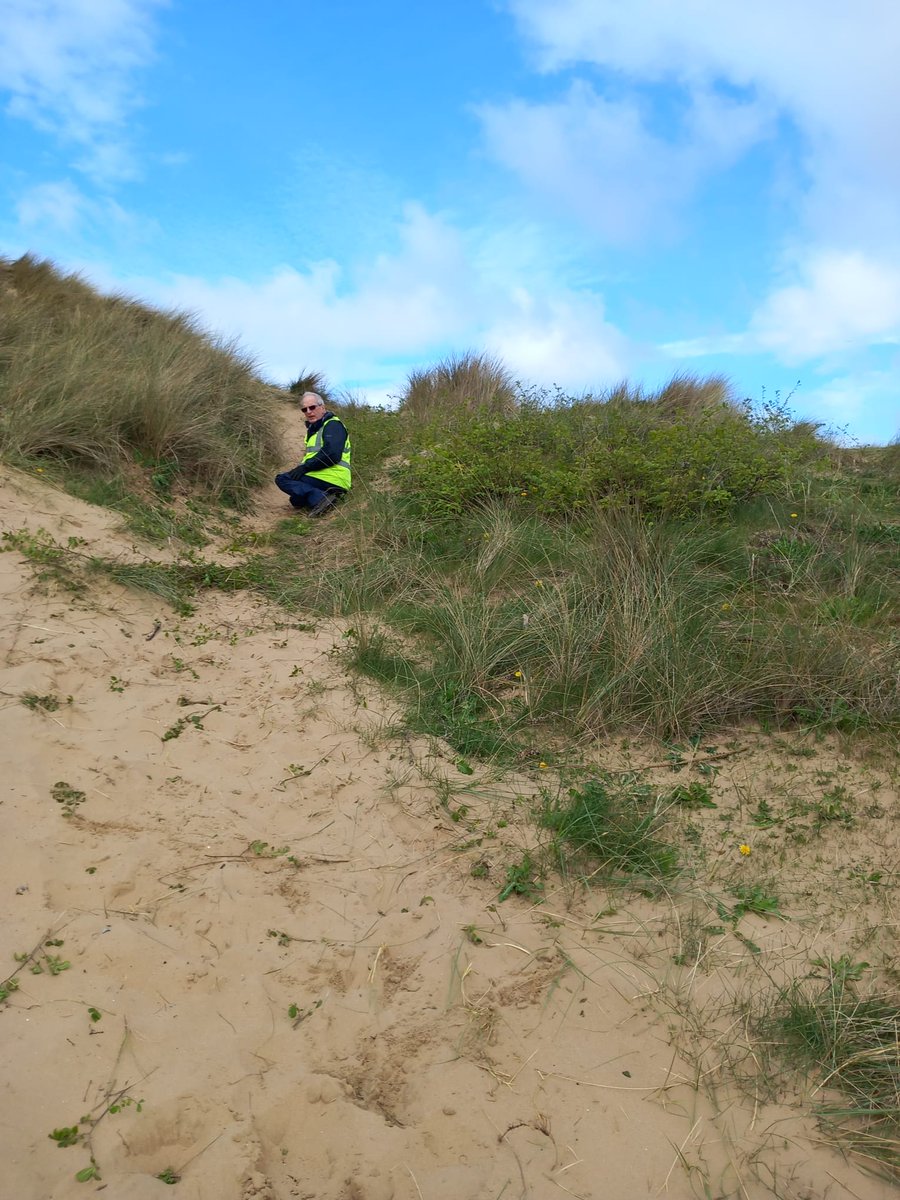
[{"xmin": 396, "ymin": 377, "xmax": 803, "ymax": 518}]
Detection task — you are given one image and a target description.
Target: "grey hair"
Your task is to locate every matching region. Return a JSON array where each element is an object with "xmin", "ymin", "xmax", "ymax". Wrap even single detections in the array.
[{"xmin": 301, "ymin": 391, "xmax": 324, "ymax": 406}]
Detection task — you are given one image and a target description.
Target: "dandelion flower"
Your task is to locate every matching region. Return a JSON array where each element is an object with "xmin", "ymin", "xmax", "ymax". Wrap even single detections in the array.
[
  {"xmin": 739, "ymin": 844, "xmax": 751, "ymax": 856},
  {"xmin": 534, "ymin": 580, "xmax": 543, "ymax": 587},
  {"xmin": 34, "ymin": 468, "xmax": 44, "ymax": 473},
  {"xmin": 721, "ymin": 602, "xmax": 732, "ymax": 611},
  {"xmin": 790, "ymin": 512, "xmax": 798, "ymax": 519},
  {"xmin": 514, "ymin": 670, "xmax": 522, "ymax": 678},
  {"xmin": 539, "ymin": 761, "xmax": 548, "ymax": 769},
  {"xmin": 520, "ymin": 490, "xmax": 528, "ymax": 496}
]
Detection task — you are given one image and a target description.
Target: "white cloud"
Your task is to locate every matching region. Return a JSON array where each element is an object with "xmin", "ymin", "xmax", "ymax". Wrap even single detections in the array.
[
  {"xmin": 799, "ymin": 370, "xmax": 900, "ymax": 443},
  {"xmin": 0, "ymin": 0, "xmax": 162, "ymax": 180},
  {"xmin": 485, "ymin": 287, "xmax": 628, "ymax": 385},
  {"xmin": 15, "ymin": 179, "xmax": 86, "ymax": 232},
  {"xmin": 478, "ymin": 80, "xmax": 771, "ymax": 243},
  {"xmin": 750, "ymin": 251, "xmax": 900, "ymax": 359},
  {"xmin": 505, "ymin": 0, "xmax": 900, "ymax": 245},
  {"xmin": 125, "ymin": 203, "xmax": 631, "ymax": 392},
  {"xmin": 14, "ymin": 176, "xmax": 157, "ymax": 244},
  {"xmin": 662, "ymin": 251, "xmax": 900, "ymax": 363}
]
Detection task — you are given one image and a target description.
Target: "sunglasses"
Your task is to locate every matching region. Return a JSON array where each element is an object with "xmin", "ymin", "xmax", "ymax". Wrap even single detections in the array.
[{"xmin": 300, "ymin": 404, "xmax": 321, "ymax": 413}]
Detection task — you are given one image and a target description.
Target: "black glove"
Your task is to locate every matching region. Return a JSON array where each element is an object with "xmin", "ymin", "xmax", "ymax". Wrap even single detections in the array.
[{"xmin": 285, "ymin": 465, "xmax": 306, "ymax": 482}]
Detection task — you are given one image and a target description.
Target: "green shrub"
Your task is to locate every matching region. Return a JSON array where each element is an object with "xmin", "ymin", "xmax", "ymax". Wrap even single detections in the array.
[{"xmin": 396, "ymin": 377, "xmax": 803, "ymax": 519}]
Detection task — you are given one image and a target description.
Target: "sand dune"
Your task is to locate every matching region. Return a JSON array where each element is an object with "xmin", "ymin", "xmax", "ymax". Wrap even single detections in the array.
[{"xmin": 2, "ymin": 465, "xmax": 896, "ymax": 1200}]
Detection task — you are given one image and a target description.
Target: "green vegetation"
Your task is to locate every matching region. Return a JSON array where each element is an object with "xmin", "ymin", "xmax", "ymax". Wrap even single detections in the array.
[
  {"xmin": 2, "ymin": 274, "xmax": 899, "ymax": 1186},
  {"xmin": 51, "ymin": 781, "xmax": 86, "ymax": 817},
  {"xmin": 0, "ymin": 253, "xmax": 282, "ymax": 506},
  {"xmin": 541, "ymin": 775, "xmax": 680, "ymax": 886},
  {"xmin": 760, "ymin": 957, "xmax": 900, "ymax": 1175}
]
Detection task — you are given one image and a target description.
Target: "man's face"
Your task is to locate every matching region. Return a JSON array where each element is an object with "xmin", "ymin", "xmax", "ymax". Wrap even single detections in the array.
[{"xmin": 300, "ymin": 396, "xmax": 325, "ymax": 421}]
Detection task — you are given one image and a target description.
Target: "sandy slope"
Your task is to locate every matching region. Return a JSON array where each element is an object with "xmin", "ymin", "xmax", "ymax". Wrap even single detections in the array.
[{"xmin": 1, "ymin": 465, "xmax": 897, "ymax": 1200}]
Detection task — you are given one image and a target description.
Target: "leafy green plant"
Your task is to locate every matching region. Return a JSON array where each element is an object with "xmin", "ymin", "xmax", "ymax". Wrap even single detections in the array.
[
  {"xmin": 667, "ymin": 781, "xmax": 717, "ymax": 809},
  {"xmin": 728, "ymin": 883, "xmax": 783, "ymax": 921},
  {"xmin": 51, "ymin": 781, "xmax": 86, "ymax": 817},
  {"xmin": 814, "ymin": 785, "xmax": 855, "ymax": 827},
  {"xmin": 250, "ymin": 840, "xmax": 290, "ymax": 858},
  {"xmin": 161, "ymin": 704, "xmax": 220, "ymax": 741},
  {"xmin": 498, "ymin": 853, "xmax": 542, "ymax": 902},
  {"xmin": 47, "ymin": 1086, "xmax": 143, "ymax": 1184}
]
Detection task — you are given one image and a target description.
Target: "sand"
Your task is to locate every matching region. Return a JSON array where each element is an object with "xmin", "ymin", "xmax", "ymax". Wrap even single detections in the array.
[{"xmin": 2, "ymin": 462, "xmax": 897, "ymax": 1200}]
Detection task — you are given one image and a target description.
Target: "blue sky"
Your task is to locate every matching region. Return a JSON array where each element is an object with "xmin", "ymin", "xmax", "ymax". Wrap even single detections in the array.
[{"xmin": 1, "ymin": 0, "xmax": 898, "ymax": 444}]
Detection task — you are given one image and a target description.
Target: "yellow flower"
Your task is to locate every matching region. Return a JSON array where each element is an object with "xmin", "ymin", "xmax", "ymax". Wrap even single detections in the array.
[
  {"xmin": 534, "ymin": 580, "xmax": 543, "ymax": 587},
  {"xmin": 721, "ymin": 602, "xmax": 732, "ymax": 611},
  {"xmin": 34, "ymin": 467, "xmax": 44, "ymax": 473},
  {"xmin": 520, "ymin": 490, "xmax": 528, "ymax": 496},
  {"xmin": 514, "ymin": 670, "xmax": 522, "ymax": 678},
  {"xmin": 739, "ymin": 844, "xmax": 751, "ymax": 856},
  {"xmin": 539, "ymin": 761, "xmax": 548, "ymax": 769},
  {"xmin": 790, "ymin": 512, "xmax": 798, "ymax": 519}
]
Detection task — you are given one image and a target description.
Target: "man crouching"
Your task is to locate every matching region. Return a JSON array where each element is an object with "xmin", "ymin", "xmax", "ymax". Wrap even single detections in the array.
[{"xmin": 275, "ymin": 392, "xmax": 352, "ymax": 516}]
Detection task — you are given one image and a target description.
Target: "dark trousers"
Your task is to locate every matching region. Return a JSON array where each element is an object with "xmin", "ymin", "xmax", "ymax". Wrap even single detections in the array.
[{"xmin": 274, "ymin": 473, "xmax": 345, "ymax": 511}]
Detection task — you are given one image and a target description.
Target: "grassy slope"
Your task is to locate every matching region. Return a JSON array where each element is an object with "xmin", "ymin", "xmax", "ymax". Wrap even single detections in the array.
[{"xmin": 3, "ymin": 262, "xmax": 899, "ymax": 1180}]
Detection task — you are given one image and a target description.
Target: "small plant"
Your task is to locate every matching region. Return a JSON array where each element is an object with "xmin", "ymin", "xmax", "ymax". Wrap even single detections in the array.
[
  {"xmin": 541, "ymin": 775, "xmax": 679, "ymax": 886},
  {"xmin": 161, "ymin": 704, "xmax": 220, "ymax": 741},
  {"xmin": 157, "ymin": 1168, "xmax": 181, "ymax": 1184},
  {"xmin": 108, "ymin": 676, "xmax": 126, "ymax": 693},
  {"xmin": 49, "ymin": 1126, "xmax": 81, "ymax": 1148},
  {"xmin": 47, "ymin": 1086, "xmax": 144, "ymax": 1183},
  {"xmin": 667, "ymin": 781, "xmax": 717, "ymax": 809},
  {"xmin": 763, "ymin": 956, "xmax": 899, "ymax": 1173},
  {"xmin": 288, "ymin": 998, "xmax": 323, "ymax": 1026},
  {"xmin": 88, "ymin": 1006, "xmax": 102, "ymax": 1022},
  {"xmin": 21, "ymin": 691, "xmax": 67, "ymax": 712},
  {"xmin": 498, "ymin": 853, "xmax": 542, "ymax": 902},
  {"xmin": 3, "ymin": 932, "xmax": 71, "ymax": 1001},
  {"xmin": 728, "ymin": 883, "xmax": 783, "ymax": 921},
  {"xmin": 250, "ymin": 840, "xmax": 290, "ymax": 858},
  {"xmin": 752, "ymin": 798, "xmax": 778, "ymax": 828},
  {"xmin": 51, "ymin": 781, "xmax": 86, "ymax": 817},
  {"xmin": 814, "ymin": 785, "xmax": 855, "ymax": 827},
  {"xmin": 462, "ymin": 924, "xmax": 484, "ymax": 944}
]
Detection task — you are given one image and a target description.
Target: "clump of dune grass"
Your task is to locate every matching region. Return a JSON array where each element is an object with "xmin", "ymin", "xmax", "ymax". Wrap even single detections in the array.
[
  {"xmin": 287, "ymin": 369, "xmax": 333, "ymax": 402},
  {"xmin": 541, "ymin": 774, "xmax": 680, "ymax": 888},
  {"xmin": 0, "ymin": 254, "xmax": 282, "ymax": 505},
  {"xmin": 398, "ymin": 351, "xmax": 518, "ymax": 421},
  {"xmin": 760, "ymin": 957, "xmax": 900, "ymax": 1178}
]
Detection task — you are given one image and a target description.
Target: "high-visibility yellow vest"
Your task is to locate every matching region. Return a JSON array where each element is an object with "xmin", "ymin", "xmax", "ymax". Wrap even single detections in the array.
[{"xmin": 302, "ymin": 416, "xmax": 352, "ymax": 490}]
